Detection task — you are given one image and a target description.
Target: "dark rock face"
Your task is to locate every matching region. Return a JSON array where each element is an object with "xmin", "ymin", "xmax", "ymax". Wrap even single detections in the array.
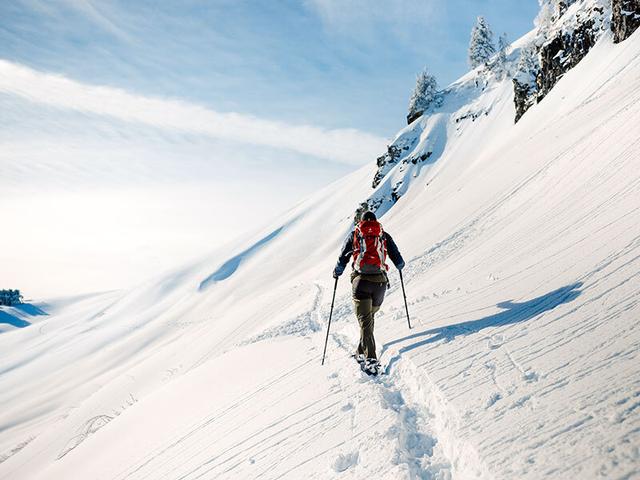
[
  {"xmin": 372, "ymin": 145, "xmax": 403, "ymax": 188},
  {"xmin": 354, "ymin": 198, "xmax": 384, "ymax": 223},
  {"xmin": 406, "ymin": 110, "xmax": 423, "ymax": 125},
  {"xmin": 513, "ymin": 79, "xmax": 536, "ymax": 123},
  {"xmin": 537, "ymin": 15, "xmax": 601, "ymax": 102},
  {"xmin": 612, "ymin": 0, "xmax": 640, "ymax": 42},
  {"xmin": 391, "ymin": 181, "xmax": 404, "ymax": 202},
  {"xmin": 513, "ymin": 5, "xmax": 605, "ymax": 123}
]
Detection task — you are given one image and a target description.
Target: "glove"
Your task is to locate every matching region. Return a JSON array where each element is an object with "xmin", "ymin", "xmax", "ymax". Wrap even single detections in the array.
[
  {"xmin": 333, "ymin": 264, "xmax": 345, "ymax": 278},
  {"xmin": 396, "ymin": 260, "xmax": 405, "ymax": 270}
]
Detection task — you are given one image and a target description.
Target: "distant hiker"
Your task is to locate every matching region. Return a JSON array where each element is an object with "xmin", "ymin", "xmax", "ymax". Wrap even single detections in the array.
[{"xmin": 333, "ymin": 211, "xmax": 405, "ymax": 375}]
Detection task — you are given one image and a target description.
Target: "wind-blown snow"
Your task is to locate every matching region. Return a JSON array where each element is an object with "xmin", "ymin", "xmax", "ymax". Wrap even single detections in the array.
[{"xmin": 1, "ymin": 27, "xmax": 639, "ymax": 480}]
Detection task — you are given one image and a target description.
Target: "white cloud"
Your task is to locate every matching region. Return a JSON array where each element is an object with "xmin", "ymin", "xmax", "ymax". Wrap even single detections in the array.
[{"xmin": 0, "ymin": 59, "xmax": 386, "ymax": 165}]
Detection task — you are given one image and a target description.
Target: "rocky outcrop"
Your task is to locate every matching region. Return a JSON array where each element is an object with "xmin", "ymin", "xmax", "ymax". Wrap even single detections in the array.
[
  {"xmin": 514, "ymin": 0, "xmax": 640, "ymax": 122},
  {"xmin": 372, "ymin": 145, "xmax": 403, "ymax": 188},
  {"xmin": 354, "ymin": 198, "xmax": 384, "ymax": 222},
  {"xmin": 612, "ymin": 0, "xmax": 640, "ymax": 42},
  {"xmin": 407, "ymin": 111, "xmax": 423, "ymax": 125},
  {"xmin": 513, "ymin": 3, "xmax": 606, "ymax": 122},
  {"xmin": 537, "ymin": 12, "xmax": 602, "ymax": 101},
  {"xmin": 513, "ymin": 78, "xmax": 536, "ymax": 123}
]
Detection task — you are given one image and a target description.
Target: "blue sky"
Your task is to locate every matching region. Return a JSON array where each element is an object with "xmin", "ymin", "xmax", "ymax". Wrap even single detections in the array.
[
  {"xmin": 0, "ymin": 0, "xmax": 540, "ymax": 297},
  {"xmin": 1, "ymin": 0, "xmax": 539, "ymax": 136}
]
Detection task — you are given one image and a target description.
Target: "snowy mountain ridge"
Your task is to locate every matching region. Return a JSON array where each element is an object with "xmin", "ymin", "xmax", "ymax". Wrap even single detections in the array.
[
  {"xmin": 368, "ymin": 0, "xmax": 621, "ymax": 221},
  {"xmin": 1, "ymin": 2, "xmax": 640, "ymax": 479}
]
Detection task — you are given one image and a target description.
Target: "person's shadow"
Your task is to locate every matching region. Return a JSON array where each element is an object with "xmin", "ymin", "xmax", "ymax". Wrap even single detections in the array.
[
  {"xmin": 383, "ymin": 282, "xmax": 583, "ymax": 372},
  {"xmin": 0, "ymin": 303, "xmax": 48, "ymax": 329}
]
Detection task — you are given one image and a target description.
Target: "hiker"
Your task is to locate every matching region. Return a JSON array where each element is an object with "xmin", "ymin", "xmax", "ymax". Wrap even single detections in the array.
[{"xmin": 333, "ymin": 211, "xmax": 405, "ymax": 375}]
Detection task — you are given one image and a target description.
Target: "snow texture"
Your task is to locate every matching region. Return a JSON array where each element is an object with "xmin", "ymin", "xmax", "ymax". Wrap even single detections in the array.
[{"xmin": 1, "ymin": 8, "xmax": 640, "ymax": 480}]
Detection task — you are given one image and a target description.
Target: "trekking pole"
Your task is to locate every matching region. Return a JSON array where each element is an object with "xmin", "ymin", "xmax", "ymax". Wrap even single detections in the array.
[
  {"xmin": 399, "ymin": 270, "xmax": 412, "ymax": 330},
  {"xmin": 321, "ymin": 277, "xmax": 339, "ymax": 365}
]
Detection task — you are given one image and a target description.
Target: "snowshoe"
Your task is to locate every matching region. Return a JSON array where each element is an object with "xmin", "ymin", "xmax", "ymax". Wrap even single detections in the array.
[{"xmin": 361, "ymin": 358, "xmax": 383, "ymax": 376}]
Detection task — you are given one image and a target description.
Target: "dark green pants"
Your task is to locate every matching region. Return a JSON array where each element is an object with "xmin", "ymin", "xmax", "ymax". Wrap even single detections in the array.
[{"xmin": 352, "ymin": 274, "xmax": 387, "ymax": 360}]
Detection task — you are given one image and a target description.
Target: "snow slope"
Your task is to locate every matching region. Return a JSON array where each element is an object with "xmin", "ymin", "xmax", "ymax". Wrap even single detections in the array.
[{"xmin": 1, "ymin": 25, "xmax": 640, "ymax": 480}]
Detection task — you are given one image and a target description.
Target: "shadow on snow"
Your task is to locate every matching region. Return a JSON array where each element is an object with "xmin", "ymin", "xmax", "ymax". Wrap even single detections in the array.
[
  {"xmin": 383, "ymin": 282, "xmax": 583, "ymax": 372},
  {"xmin": 199, "ymin": 226, "xmax": 284, "ymax": 291},
  {"xmin": 0, "ymin": 303, "xmax": 48, "ymax": 329}
]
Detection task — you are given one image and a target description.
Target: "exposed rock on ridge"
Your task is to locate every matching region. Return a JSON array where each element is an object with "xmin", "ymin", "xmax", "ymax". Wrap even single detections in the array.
[
  {"xmin": 365, "ymin": 0, "xmax": 640, "ymax": 222},
  {"xmin": 514, "ymin": 2, "xmax": 608, "ymax": 122},
  {"xmin": 612, "ymin": 0, "xmax": 640, "ymax": 42}
]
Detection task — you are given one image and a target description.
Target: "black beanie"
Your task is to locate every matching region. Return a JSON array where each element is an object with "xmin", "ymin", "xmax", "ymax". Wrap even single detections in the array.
[{"xmin": 362, "ymin": 211, "xmax": 377, "ymax": 221}]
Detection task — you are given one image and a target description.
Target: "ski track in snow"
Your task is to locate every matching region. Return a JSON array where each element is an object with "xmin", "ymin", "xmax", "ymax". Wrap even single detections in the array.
[
  {"xmin": 99, "ymin": 285, "xmax": 456, "ymax": 480},
  {"xmin": 116, "ymin": 360, "xmax": 321, "ymax": 480},
  {"xmin": 241, "ymin": 282, "xmax": 324, "ymax": 345}
]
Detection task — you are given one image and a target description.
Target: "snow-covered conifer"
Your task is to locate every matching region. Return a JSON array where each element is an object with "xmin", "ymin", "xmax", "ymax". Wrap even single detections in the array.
[
  {"xmin": 514, "ymin": 45, "xmax": 539, "ymax": 90},
  {"xmin": 468, "ymin": 16, "xmax": 496, "ymax": 68},
  {"xmin": 498, "ymin": 34, "xmax": 509, "ymax": 62},
  {"xmin": 535, "ymin": 0, "xmax": 556, "ymax": 28},
  {"xmin": 407, "ymin": 69, "xmax": 439, "ymax": 123},
  {"xmin": 535, "ymin": 0, "xmax": 575, "ymax": 27},
  {"xmin": 493, "ymin": 33, "xmax": 510, "ymax": 79},
  {"xmin": 0, "ymin": 289, "xmax": 22, "ymax": 306}
]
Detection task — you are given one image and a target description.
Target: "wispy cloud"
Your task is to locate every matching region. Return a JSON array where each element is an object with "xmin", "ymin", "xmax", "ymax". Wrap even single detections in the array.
[
  {"xmin": 306, "ymin": 0, "xmax": 441, "ymax": 40},
  {"xmin": 61, "ymin": 0, "xmax": 134, "ymax": 43},
  {"xmin": 0, "ymin": 59, "xmax": 385, "ymax": 165},
  {"xmin": 18, "ymin": 0, "xmax": 134, "ymax": 43}
]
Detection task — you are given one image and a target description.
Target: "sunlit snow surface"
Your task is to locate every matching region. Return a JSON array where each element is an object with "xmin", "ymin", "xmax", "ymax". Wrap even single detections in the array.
[{"xmin": 1, "ymin": 31, "xmax": 640, "ymax": 480}]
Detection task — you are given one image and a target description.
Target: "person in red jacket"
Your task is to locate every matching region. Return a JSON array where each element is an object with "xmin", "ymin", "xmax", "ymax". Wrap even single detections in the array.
[{"xmin": 333, "ymin": 211, "xmax": 405, "ymax": 375}]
